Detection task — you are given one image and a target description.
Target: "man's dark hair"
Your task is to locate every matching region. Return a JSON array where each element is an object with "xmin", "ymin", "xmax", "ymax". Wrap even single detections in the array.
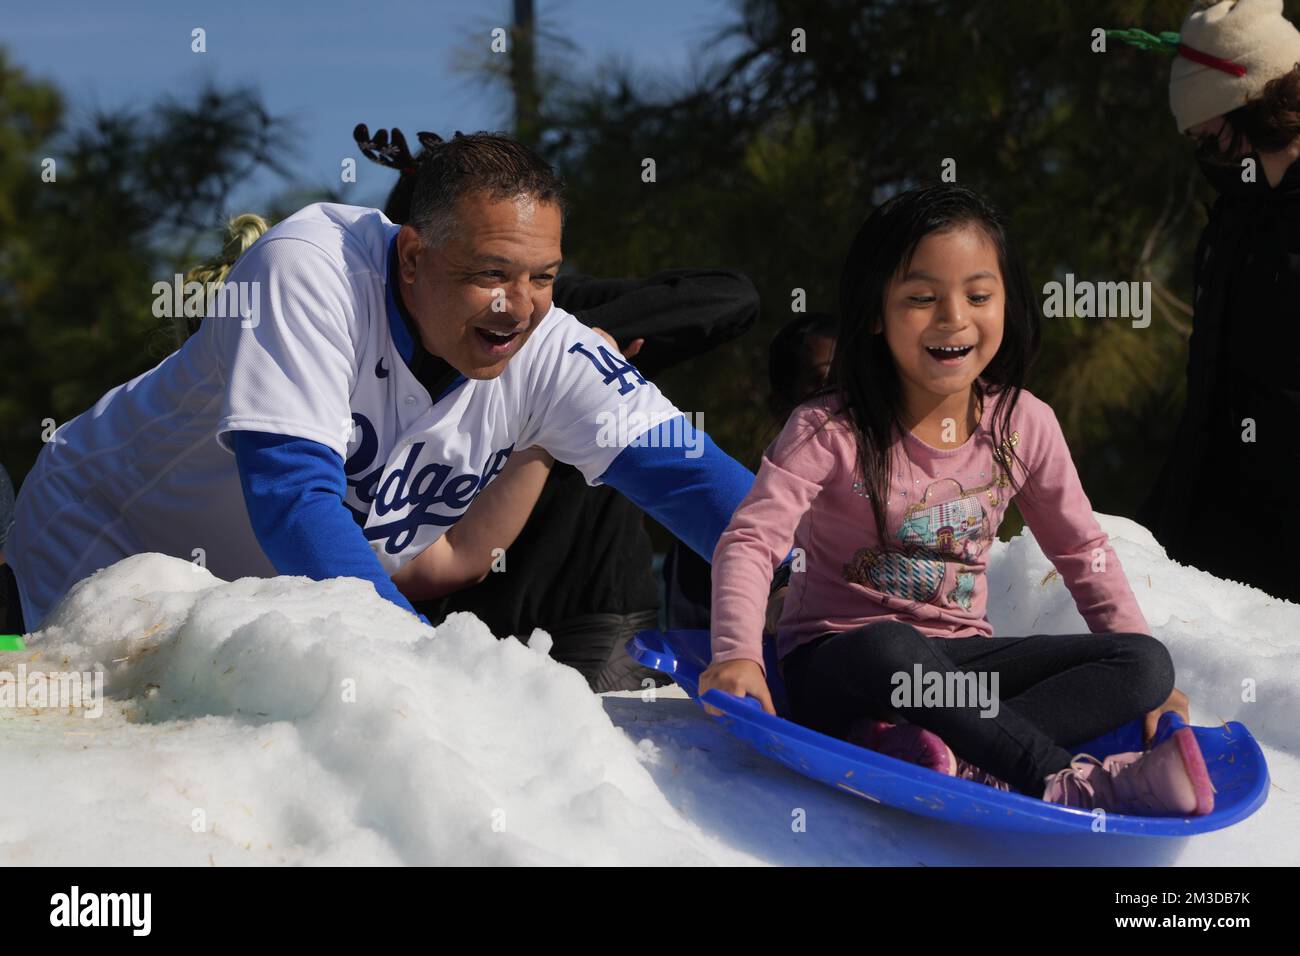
[{"xmin": 406, "ymin": 131, "xmax": 566, "ymax": 245}]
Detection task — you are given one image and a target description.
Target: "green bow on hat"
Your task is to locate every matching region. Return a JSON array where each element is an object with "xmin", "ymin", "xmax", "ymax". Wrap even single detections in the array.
[{"xmin": 1107, "ymin": 28, "xmax": 1181, "ymax": 53}]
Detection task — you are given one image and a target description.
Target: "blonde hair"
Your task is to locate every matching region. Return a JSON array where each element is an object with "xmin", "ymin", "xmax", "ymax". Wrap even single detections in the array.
[{"xmin": 171, "ymin": 213, "xmax": 269, "ymax": 344}]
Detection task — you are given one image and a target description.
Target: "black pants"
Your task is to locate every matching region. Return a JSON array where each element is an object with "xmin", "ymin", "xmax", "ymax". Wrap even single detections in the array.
[
  {"xmin": 546, "ymin": 609, "xmax": 669, "ymax": 693},
  {"xmin": 780, "ymin": 621, "xmax": 1175, "ymax": 796},
  {"xmin": 0, "ymin": 562, "xmax": 24, "ymax": 635}
]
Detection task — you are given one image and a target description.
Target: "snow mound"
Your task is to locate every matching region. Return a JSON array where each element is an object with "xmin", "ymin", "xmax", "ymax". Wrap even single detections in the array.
[
  {"xmin": 2, "ymin": 555, "xmax": 755, "ymax": 865},
  {"xmin": 2, "ymin": 512, "xmax": 1297, "ymax": 866},
  {"xmin": 987, "ymin": 514, "xmax": 1299, "ymax": 754}
]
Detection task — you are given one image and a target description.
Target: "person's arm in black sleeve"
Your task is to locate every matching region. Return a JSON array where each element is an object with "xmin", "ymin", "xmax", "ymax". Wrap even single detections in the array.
[{"xmin": 552, "ymin": 270, "xmax": 759, "ymax": 379}]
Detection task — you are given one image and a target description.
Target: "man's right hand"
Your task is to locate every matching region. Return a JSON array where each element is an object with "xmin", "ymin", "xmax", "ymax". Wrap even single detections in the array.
[
  {"xmin": 697, "ymin": 658, "xmax": 775, "ymax": 716},
  {"xmin": 591, "ymin": 326, "xmax": 644, "ymax": 359}
]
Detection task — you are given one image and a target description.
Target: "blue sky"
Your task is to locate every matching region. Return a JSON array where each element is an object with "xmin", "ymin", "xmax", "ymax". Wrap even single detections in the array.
[{"xmin": 2, "ymin": 0, "xmax": 739, "ymax": 210}]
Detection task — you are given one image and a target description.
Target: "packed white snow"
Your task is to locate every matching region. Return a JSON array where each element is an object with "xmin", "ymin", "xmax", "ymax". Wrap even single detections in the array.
[{"xmin": 1, "ymin": 513, "xmax": 1296, "ymax": 865}]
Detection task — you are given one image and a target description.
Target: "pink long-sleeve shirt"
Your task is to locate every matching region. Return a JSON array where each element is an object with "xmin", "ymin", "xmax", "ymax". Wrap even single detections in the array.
[{"xmin": 711, "ymin": 388, "xmax": 1151, "ymax": 671}]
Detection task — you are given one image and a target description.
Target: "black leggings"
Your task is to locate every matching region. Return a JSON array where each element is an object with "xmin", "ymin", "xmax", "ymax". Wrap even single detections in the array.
[{"xmin": 780, "ymin": 621, "xmax": 1174, "ymax": 796}]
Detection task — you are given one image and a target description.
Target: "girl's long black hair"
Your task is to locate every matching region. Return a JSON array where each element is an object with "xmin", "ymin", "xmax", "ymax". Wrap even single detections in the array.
[{"xmin": 830, "ymin": 184, "xmax": 1041, "ymax": 539}]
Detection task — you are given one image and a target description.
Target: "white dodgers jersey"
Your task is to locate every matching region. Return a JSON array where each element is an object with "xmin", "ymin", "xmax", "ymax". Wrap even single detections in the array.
[{"xmin": 10, "ymin": 203, "xmax": 680, "ymax": 629}]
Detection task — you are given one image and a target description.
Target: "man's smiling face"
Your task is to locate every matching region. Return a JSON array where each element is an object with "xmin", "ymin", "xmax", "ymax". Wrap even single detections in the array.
[{"xmin": 396, "ymin": 191, "xmax": 563, "ymax": 380}]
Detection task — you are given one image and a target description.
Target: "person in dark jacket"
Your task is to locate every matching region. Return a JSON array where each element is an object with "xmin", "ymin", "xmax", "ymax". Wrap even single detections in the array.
[
  {"xmin": 1132, "ymin": 2, "xmax": 1300, "ymax": 603},
  {"xmin": 0, "ymin": 463, "xmax": 12, "ymax": 563},
  {"xmin": 662, "ymin": 312, "xmax": 839, "ymax": 631},
  {"xmin": 0, "ymin": 463, "xmax": 17, "ymax": 632},
  {"xmin": 356, "ymin": 125, "xmax": 760, "ymax": 689}
]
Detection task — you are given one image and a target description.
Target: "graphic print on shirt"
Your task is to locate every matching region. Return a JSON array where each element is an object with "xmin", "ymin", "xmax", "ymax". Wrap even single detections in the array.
[
  {"xmin": 342, "ymin": 412, "xmax": 513, "ymax": 555},
  {"xmin": 842, "ymin": 468, "xmax": 1009, "ymax": 607},
  {"xmin": 947, "ymin": 570, "xmax": 978, "ymax": 611}
]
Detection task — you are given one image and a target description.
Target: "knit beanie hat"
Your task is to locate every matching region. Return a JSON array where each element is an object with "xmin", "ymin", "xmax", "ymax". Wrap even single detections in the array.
[{"xmin": 1170, "ymin": 0, "xmax": 1300, "ymax": 131}]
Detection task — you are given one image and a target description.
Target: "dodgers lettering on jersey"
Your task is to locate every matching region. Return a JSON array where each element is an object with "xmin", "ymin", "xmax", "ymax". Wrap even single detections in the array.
[
  {"xmin": 344, "ymin": 411, "xmax": 513, "ymax": 554},
  {"xmin": 8, "ymin": 203, "xmax": 683, "ymax": 627}
]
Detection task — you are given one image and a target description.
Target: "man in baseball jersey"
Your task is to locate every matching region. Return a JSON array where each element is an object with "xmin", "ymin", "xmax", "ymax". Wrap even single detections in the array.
[{"xmin": 4, "ymin": 132, "xmax": 754, "ymax": 633}]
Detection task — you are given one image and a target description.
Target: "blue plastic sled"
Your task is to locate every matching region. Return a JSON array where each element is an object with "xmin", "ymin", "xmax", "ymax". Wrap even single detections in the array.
[{"xmin": 628, "ymin": 629, "xmax": 1270, "ymax": 836}]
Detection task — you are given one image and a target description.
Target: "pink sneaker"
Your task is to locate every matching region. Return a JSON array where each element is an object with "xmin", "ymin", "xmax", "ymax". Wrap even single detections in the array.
[
  {"xmin": 1042, "ymin": 729, "xmax": 1215, "ymax": 817},
  {"xmin": 846, "ymin": 718, "xmax": 957, "ymax": 776},
  {"xmin": 954, "ymin": 757, "xmax": 1013, "ymax": 792}
]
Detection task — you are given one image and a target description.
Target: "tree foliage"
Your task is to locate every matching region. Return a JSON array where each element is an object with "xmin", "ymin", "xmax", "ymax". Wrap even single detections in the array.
[
  {"xmin": 0, "ymin": 50, "xmax": 291, "ymax": 481},
  {"xmin": 536, "ymin": 0, "xmax": 1293, "ymax": 517},
  {"xmin": 4, "ymin": 0, "xmax": 1297, "ymax": 523}
]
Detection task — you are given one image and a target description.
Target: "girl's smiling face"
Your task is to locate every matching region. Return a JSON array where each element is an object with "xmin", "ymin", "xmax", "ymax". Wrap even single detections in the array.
[{"xmin": 881, "ymin": 223, "xmax": 1005, "ymax": 409}]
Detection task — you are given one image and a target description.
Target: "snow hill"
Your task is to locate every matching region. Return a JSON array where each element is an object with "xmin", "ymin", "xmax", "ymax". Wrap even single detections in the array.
[{"xmin": 1, "ymin": 514, "xmax": 1296, "ymax": 865}]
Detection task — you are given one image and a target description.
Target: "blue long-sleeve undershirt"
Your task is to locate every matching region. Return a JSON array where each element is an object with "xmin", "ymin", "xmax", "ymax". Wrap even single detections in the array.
[
  {"xmin": 597, "ymin": 416, "xmax": 755, "ymax": 564},
  {"xmin": 233, "ymin": 417, "xmax": 763, "ymax": 625},
  {"xmin": 231, "ymin": 430, "xmax": 425, "ymax": 621}
]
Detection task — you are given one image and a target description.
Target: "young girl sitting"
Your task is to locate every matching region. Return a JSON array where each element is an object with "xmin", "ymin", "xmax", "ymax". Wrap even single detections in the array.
[{"xmin": 700, "ymin": 185, "xmax": 1213, "ymax": 816}]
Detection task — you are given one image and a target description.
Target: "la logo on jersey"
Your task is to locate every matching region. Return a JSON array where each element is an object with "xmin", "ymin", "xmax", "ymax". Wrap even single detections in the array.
[
  {"xmin": 344, "ymin": 412, "xmax": 512, "ymax": 554},
  {"xmin": 568, "ymin": 341, "xmax": 645, "ymax": 395}
]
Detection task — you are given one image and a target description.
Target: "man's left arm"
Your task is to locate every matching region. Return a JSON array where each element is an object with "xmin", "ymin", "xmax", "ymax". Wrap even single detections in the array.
[{"xmin": 597, "ymin": 417, "xmax": 753, "ymax": 563}]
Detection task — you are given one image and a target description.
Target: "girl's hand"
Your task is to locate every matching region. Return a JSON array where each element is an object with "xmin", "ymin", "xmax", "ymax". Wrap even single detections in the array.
[
  {"xmin": 698, "ymin": 659, "xmax": 775, "ymax": 716},
  {"xmin": 1144, "ymin": 686, "xmax": 1190, "ymax": 745}
]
